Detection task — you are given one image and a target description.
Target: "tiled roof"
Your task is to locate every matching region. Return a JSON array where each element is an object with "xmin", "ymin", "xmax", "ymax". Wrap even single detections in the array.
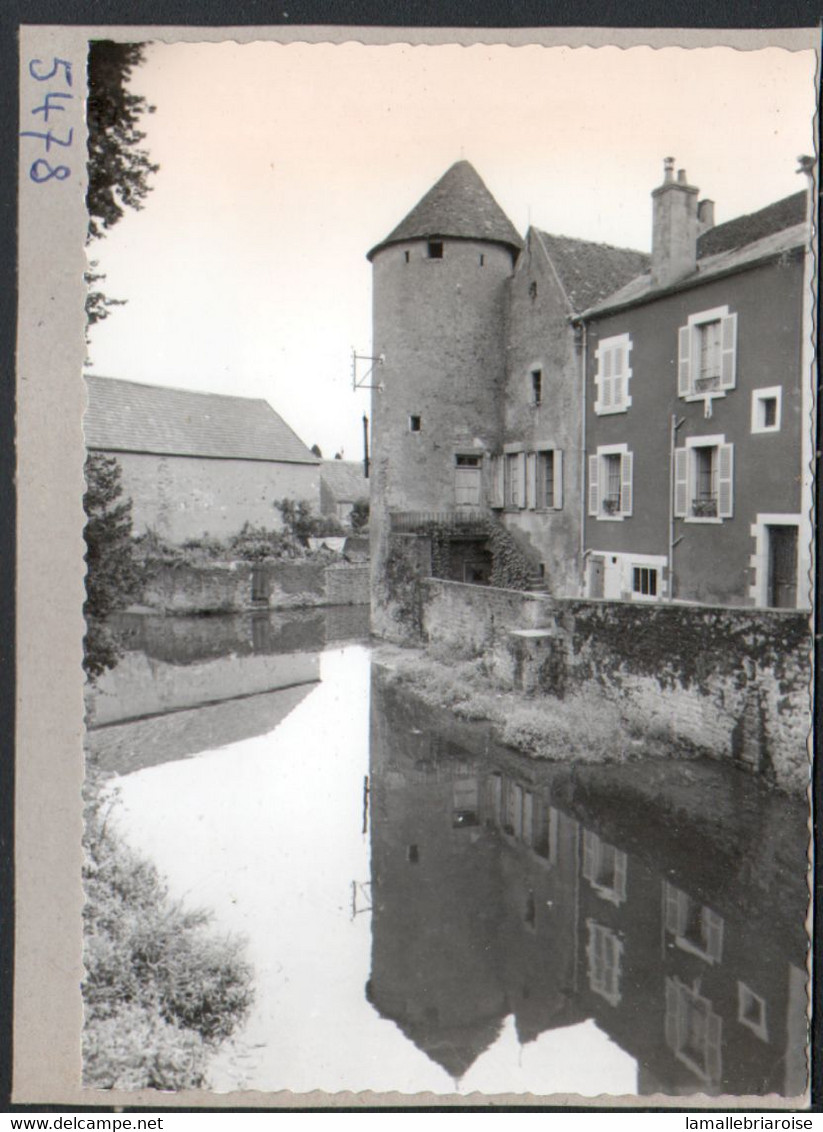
[
  {"xmin": 368, "ymin": 160, "xmax": 523, "ymax": 260},
  {"xmin": 85, "ymin": 375, "xmax": 318, "ymax": 464},
  {"xmin": 697, "ymin": 190, "xmax": 806, "ymax": 259},
  {"xmin": 320, "ymin": 459, "xmax": 369, "ymax": 500},
  {"xmin": 534, "ymin": 230, "xmax": 650, "ymax": 313},
  {"xmin": 584, "ymin": 221, "xmax": 807, "ymax": 317}
]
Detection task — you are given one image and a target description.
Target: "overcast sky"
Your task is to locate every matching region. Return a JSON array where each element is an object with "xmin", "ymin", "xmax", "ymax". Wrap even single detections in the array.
[{"xmin": 86, "ymin": 40, "xmax": 816, "ymax": 460}]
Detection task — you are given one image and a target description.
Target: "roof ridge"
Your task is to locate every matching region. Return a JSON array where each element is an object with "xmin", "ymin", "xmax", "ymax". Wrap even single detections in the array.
[
  {"xmin": 534, "ymin": 228, "xmax": 649, "ymax": 258},
  {"xmin": 85, "ymin": 373, "xmax": 271, "ymax": 406}
]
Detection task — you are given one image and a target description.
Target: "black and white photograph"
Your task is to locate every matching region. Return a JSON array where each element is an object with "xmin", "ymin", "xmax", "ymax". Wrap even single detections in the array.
[{"xmin": 12, "ymin": 23, "xmax": 818, "ymax": 1108}]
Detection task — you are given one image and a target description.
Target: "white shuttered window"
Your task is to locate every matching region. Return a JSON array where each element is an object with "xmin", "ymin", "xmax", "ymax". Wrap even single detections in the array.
[
  {"xmin": 678, "ymin": 306, "xmax": 737, "ymax": 398},
  {"xmin": 594, "ymin": 333, "xmax": 633, "ymax": 415},
  {"xmin": 589, "ymin": 445, "xmax": 633, "ymax": 519},
  {"xmin": 673, "ymin": 438, "xmax": 734, "ymax": 521}
]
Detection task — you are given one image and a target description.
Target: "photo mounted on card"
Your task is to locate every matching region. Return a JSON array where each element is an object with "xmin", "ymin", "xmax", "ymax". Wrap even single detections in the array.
[{"xmin": 14, "ymin": 22, "xmax": 818, "ymax": 1108}]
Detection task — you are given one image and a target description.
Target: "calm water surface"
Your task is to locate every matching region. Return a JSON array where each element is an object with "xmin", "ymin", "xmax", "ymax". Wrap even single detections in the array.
[{"xmin": 88, "ymin": 611, "xmax": 809, "ymax": 1098}]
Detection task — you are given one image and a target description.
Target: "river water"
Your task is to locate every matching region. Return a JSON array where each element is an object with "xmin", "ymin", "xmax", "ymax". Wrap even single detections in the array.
[{"xmin": 86, "ymin": 609, "xmax": 810, "ymax": 1099}]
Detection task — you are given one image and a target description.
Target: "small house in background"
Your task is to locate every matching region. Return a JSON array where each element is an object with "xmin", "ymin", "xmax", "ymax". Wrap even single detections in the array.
[
  {"xmin": 84, "ymin": 375, "xmax": 320, "ymax": 543},
  {"xmin": 319, "ymin": 459, "xmax": 370, "ymax": 527}
]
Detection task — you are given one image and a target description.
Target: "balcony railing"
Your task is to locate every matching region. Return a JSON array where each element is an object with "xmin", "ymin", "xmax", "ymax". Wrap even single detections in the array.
[
  {"xmin": 691, "ymin": 497, "xmax": 718, "ymax": 518},
  {"xmin": 389, "ymin": 509, "xmax": 489, "ymax": 534}
]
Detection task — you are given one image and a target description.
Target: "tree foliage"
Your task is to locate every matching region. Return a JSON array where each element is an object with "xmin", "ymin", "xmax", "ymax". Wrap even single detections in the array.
[
  {"xmin": 83, "ymin": 454, "xmax": 142, "ymax": 679},
  {"xmin": 86, "ymin": 41, "xmax": 158, "ymax": 239}
]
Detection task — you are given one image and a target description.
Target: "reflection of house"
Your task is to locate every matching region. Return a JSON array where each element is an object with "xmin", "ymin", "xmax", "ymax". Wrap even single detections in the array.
[
  {"xmin": 368, "ymin": 673, "xmax": 809, "ymax": 1095},
  {"xmin": 85, "ymin": 375, "xmax": 320, "ymax": 542},
  {"xmin": 368, "ymin": 160, "xmax": 812, "ymax": 609},
  {"xmin": 319, "ymin": 459, "xmax": 368, "ymax": 526}
]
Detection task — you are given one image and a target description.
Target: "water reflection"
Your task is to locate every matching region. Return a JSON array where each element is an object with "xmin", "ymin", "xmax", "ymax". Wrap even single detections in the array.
[
  {"xmin": 86, "ymin": 606, "xmax": 369, "ymax": 775},
  {"xmin": 98, "ymin": 611, "xmax": 808, "ymax": 1097},
  {"xmin": 368, "ymin": 669, "xmax": 809, "ymax": 1097}
]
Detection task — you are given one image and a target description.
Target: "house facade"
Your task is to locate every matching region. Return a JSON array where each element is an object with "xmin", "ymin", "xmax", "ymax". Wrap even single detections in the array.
[
  {"xmin": 368, "ymin": 159, "xmax": 813, "ymax": 615},
  {"xmin": 85, "ymin": 375, "xmax": 320, "ymax": 543},
  {"xmin": 581, "ymin": 162, "xmax": 812, "ymax": 609}
]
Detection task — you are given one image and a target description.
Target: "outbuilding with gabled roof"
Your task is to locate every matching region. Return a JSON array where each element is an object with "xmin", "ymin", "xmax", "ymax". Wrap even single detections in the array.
[{"xmin": 85, "ymin": 375, "xmax": 320, "ymax": 543}]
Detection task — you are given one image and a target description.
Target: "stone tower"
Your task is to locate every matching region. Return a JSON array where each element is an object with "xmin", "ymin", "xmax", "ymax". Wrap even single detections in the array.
[{"xmin": 367, "ymin": 161, "xmax": 522, "ymax": 632}]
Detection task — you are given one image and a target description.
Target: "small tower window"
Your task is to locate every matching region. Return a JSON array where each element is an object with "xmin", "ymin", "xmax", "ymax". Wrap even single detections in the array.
[
  {"xmin": 427, "ymin": 241, "xmax": 443, "ymax": 260},
  {"xmin": 479, "ymin": 254, "xmax": 485, "ymax": 266},
  {"xmin": 409, "ymin": 414, "xmax": 422, "ymax": 433},
  {"xmin": 404, "ymin": 250, "xmax": 410, "ymax": 263},
  {"xmin": 531, "ymin": 369, "xmax": 543, "ymax": 405},
  {"xmin": 529, "ymin": 280, "xmax": 538, "ymax": 301}
]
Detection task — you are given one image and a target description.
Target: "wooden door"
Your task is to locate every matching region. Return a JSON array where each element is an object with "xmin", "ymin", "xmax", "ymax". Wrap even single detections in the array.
[
  {"xmin": 589, "ymin": 555, "xmax": 605, "ymax": 599},
  {"xmin": 767, "ymin": 525, "xmax": 798, "ymax": 608}
]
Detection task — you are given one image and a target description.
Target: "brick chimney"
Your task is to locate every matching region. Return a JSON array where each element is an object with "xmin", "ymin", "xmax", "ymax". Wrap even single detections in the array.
[{"xmin": 651, "ymin": 157, "xmax": 699, "ymax": 287}]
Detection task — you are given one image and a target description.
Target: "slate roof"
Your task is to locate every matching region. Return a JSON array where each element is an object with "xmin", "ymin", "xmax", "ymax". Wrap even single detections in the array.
[
  {"xmin": 583, "ymin": 190, "xmax": 809, "ymax": 318},
  {"xmin": 320, "ymin": 459, "xmax": 369, "ymax": 501},
  {"xmin": 584, "ymin": 220, "xmax": 808, "ymax": 318},
  {"xmin": 533, "ymin": 230, "xmax": 650, "ymax": 313},
  {"xmin": 368, "ymin": 160, "xmax": 523, "ymax": 260},
  {"xmin": 85, "ymin": 375, "xmax": 319, "ymax": 464},
  {"xmin": 697, "ymin": 190, "xmax": 806, "ymax": 259}
]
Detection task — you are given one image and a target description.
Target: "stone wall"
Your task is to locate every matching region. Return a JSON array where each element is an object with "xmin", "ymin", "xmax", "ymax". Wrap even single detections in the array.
[
  {"xmin": 112, "ymin": 450, "xmax": 320, "ymax": 543},
  {"xmin": 138, "ymin": 560, "xmax": 369, "ymax": 614},
  {"xmin": 421, "ymin": 579, "xmax": 811, "ymax": 792}
]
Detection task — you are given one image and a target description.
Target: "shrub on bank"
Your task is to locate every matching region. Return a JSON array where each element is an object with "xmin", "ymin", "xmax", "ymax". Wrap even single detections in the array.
[{"xmin": 83, "ymin": 765, "xmax": 254, "ymax": 1090}]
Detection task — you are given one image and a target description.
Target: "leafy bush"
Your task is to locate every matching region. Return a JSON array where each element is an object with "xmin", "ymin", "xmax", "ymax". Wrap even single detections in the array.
[
  {"xmin": 275, "ymin": 498, "xmax": 345, "ymax": 544},
  {"xmin": 228, "ymin": 522, "xmax": 293, "ymax": 562},
  {"xmin": 83, "ymin": 764, "xmax": 254, "ymax": 1089},
  {"xmin": 350, "ymin": 498, "xmax": 370, "ymax": 532},
  {"xmin": 84, "ymin": 454, "xmax": 142, "ymax": 680}
]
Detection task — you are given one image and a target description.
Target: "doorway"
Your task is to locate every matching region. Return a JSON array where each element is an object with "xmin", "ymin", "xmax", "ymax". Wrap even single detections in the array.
[{"xmin": 767, "ymin": 525, "xmax": 798, "ymax": 608}]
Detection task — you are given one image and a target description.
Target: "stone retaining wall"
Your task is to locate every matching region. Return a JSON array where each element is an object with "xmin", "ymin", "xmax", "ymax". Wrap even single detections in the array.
[
  {"xmin": 138, "ymin": 560, "xmax": 369, "ymax": 614},
  {"xmin": 420, "ymin": 579, "xmax": 812, "ymax": 793}
]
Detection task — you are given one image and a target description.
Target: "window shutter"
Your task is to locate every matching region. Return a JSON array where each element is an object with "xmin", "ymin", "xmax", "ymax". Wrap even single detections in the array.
[
  {"xmin": 492, "ymin": 456, "xmax": 504, "ymax": 508},
  {"xmin": 673, "ymin": 448, "xmax": 689, "ymax": 517},
  {"xmin": 678, "ymin": 325, "xmax": 692, "ymax": 396},
  {"xmin": 612, "ymin": 345, "xmax": 624, "ymax": 409},
  {"xmin": 717, "ymin": 443, "xmax": 734, "ymax": 518},
  {"xmin": 706, "ymin": 1010, "xmax": 723, "ymax": 1083},
  {"xmin": 525, "ymin": 452, "xmax": 536, "ymax": 509},
  {"xmin": 517, "ymin": 452, "xmax": 527, "ymax": 508},
  {"xmin": 554, "ymin": 450, "xmax": 563, "ymax": 509},
  {"xmin": 582, "ymin": 829, "xmax": 597, "ymax": 882},
  {"xmin": 601, "ymin": 348, "xmax": 613, "ymax": 409},
  {"xmin": 720, "ymin": 312, "xmax": 737, "ymax": 390},
  {"xmin": 523, "ymin": 792, "xmax": 534, "ymax": 845},
  {"xmin": 588, "ymin": 455, "xmax": 600, "ymax": 516},
  {"xmin": 620, "ymin": 451, "xmax": 633, "ymax": 515},
  {"xmin": 664, "ymin": 978, "xmax": 680, "ymax": 1051},
  {"xmin": 613, "ymin": 850, "xmax": 628, "ymax": 903},
  {"xmin": 664, "ymin": 881, "xmax": 681, "ymax": 934},
  {"xmin": 490, "ymin": 774, "xmax": 502, "ymax": 823},
  {"xmin": 704, "ymin": 908, "xmax": 724, "ymax": 963}
]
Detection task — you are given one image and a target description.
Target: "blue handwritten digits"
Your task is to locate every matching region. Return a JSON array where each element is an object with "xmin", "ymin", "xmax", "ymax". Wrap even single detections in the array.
[
  {"xmin": 29, "ymin": 159, "xmax": 71, "ymax": 183},
  {"xmin": 29, "ymin": 57, "xmax": 73, "ymax": 86},
  {"xmin": 20, "ymin": 128, "xmax": 74, "ymax": 151},
  {"xmin": 32, "ymin": 91, "xmax": 73, "ymax": 122}
]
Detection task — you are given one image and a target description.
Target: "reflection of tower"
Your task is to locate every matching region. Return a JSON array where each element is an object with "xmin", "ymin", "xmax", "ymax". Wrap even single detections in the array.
[
  {"xmin": 367, "ymin": 162, "xmax": 523, "ymax": 630},
  {"xmin": 367, "ymin": 673, "xmax": 507, "ymax": 1080}
]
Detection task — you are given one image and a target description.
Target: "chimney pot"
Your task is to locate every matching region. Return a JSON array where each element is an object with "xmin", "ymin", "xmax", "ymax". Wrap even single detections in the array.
[
  {"xmin": 664, "ymin": 157, "xmax": 675, "ymax": 183},
  {"xmin": 677, "ymin": 169, "xmax": 687, "ymax": 184},
  {"xmin": 697, "ymin": 198, "xmax": 715, "ymax": 234}
]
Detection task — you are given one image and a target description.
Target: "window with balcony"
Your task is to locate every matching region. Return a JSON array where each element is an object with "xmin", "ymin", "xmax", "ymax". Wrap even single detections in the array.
[
  {"xmin": 588, "ymin": 444, "xmax": 633, "ymax": 520},
  {"xmin": 678, "ymin": 306, "xmax": 737, "ymax": 399},
  {"xmin": 665, "ymin": 977, "xmax": 723, "ymax": 1084},
  {"xmin": 586, "ymin": 920, "xmax": 623, "ymax": 1006},
  {"xmin": 582, "ymin": 828, "xmax": 628, "ymax": 904},
  {"xmin": 674, "ymin": 436, "xmax": 733, "ymax": 522},
  {"xmin": 663, "ymin": 881, "xmax": 724, "ymax": 963}
]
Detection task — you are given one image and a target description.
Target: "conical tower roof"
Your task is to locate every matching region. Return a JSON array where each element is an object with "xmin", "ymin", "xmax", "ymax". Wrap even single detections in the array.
[{"xmin": 367, "ymin": 160, "xmax": 523, "ymax": 260}]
